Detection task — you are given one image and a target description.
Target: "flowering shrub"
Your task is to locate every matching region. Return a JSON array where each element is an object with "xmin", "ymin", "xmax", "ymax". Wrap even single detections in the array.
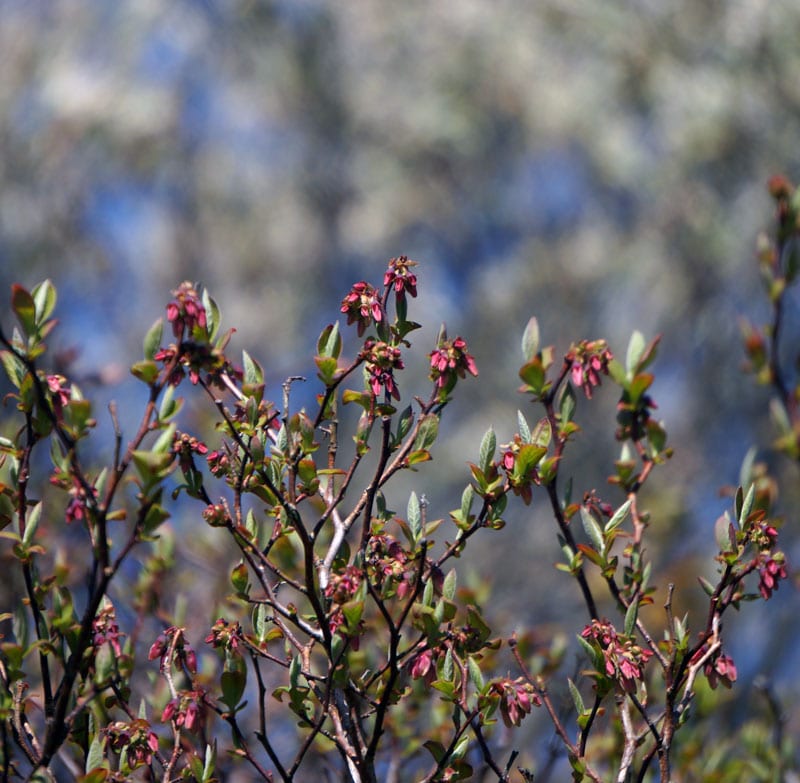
[{"xmin": 0, "ymin": 195, "xmax": 796, "ymax": 782}]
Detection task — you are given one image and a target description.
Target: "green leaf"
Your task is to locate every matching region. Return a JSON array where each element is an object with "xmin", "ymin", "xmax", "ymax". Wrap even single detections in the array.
[
  {"xmin": 580, "ymin": 506, "xmax": 604, "ymax": 555},
  {"xmin": 130, "ymin": 360, "xmax": 159, "ymax": 385},
  {"xmin": 221, "ymin": 669, "xmax": 247, "ymax": 710},
  {"xmin": 32, "ymin": 280, "xmax": 57, "ymax": 325},
  {"xmin": 317, "ymin": 322, "xmax": 342, "ymax": 359},
  {"xmin": 11, "ymin": 284, "xmax": 36, "ymax": 337},
  {"xmin": 143, "ymin": 318, "xmax": 163, "ymax": 361},
  {"xmin": 560, "ymin": 383, "xmax": 577, "ymax": 424},
  {"xmin": 738, "ymin": 484, "xmax": 755, "ymax": 526},
  {"xmin": 442, "ymin": 568, "xmax": 457, "ymax": 601},
  {"xmin": 521, "ymin": 316, "xmax": 540, "ymax": 361},
  {"xmin": 714, "ymin": 512, "xmax": 735, "ymax": 554},
  {"xmin": 407, "ymin": 492, "xmax": 421, "ymax": 543},
  {"xmin": 85, "ymin": 731, "xmax": 106, "ymax": 773},
  {"xmin": 567, "ymin": 677, "xmax": 585, "ymax": 716},
  {"xmin": 460, "ymin": 484, "xmax": 474, "ymax": 522},
  {"xmin": 605, "ymin": 499, "xmax": 632, "ymax": 534},
  {"xmin": 625, "ymin": 331, "xmax": 646, "ymax": 377},
  {"xmin": 202, "ymin": 289, "xmax": 221, "ymax": 342},
  {"xmin": 423, "ymin": 740, "xmax": 446, "ymax": 764},
  {"xmin": 479, "ymin": 428, "xmax": 496, "ymax": 474},
  {"xmin": 467, "ymin": 656, "xmax": 485, "ymax": 691},
  {"xmin": 242, "ymin": 350, "xmax": 264, "ymax": 387},
  {"xmin": 517, "ymin": 410, "xmax": 532, "ymax": 443},
  {"xmin": 413, "ymin": 414, "xmax": 439, "ymax": 451},
  {"xmin": 530, "ymin": 417, "xmax": 552, "ymax": 449},
  {"xmin": 22, "ymin": 502, "xmax": 42, "ymax": 547},
  {"xmin": 623, "ymin": 599, "xmax": 638, "ymax": 637}
]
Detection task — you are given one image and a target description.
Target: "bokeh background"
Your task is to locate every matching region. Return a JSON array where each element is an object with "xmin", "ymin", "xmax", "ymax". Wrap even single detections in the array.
[{"xmin": 2, "ymin": 0, "xmax": 799, "ymax": 777}]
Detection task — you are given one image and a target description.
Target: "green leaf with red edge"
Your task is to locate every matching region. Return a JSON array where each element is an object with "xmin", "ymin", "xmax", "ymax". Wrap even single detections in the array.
[
  {"xmin": 315, "ymin": 356, "xmax": 338, "ymax": 384},
  {"xmin": 576, "ymin": 544, "xmax": 604, "ymax": 567},
  {"xmin": 11, "ymin": 285, "xmax": 36, "ymax": 338},
  {"xmin": 628, "ymin": 372, "xmax": 653, "ymax": 404},
  {"xmin": 343, "ymin": 389, "xmax": 372, "ymax": 409},
  {"xmin": 406, "ymin": 449, "xmax": 431, "ymax": 465},
  {"xmin": 513, "ymin": 444, "xmax": 547, "ymax": 482},
  {"xmin": 519, "ymin": 357, "xmax": 546, "ymax": 395}
]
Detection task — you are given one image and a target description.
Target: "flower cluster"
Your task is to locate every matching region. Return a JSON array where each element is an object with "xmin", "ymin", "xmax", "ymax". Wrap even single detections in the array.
[
  {"xmin": 429, "ymin": 336, "xmax": 478, "ymax": 392},
  {"xmin": 206, "ymin": 448, "xmax": 231, "ymax": 477},
  {"xmin": 567, "ymin": 340, "xmax": 613, "ymax": 399},
  {"xmin": 408, "ymin": 645, "xmax": 440, "ymax": 684},
  {"xmin": 341, "ymin": 281, "xmax": 383, "ymax": 336},
  {"xmin": 46, "ymin": 374, "xmax": 71, "ymax": 420},
  {"xmin": 366, "ymin": 533, "xmax": 415, "ymax": 599},
  {"xmin": 758, "ymin": 554, "xmax": 787, "ymax": 600},
  {"xmin": 205, "ymin": 618, "xmax": 242, "ymax": 653},
  {"xmin": 384, "ymin": 256, "xmax": 418, "ymax": 302},
  {"xmin": 166, "ymin": 281, "xmax": 207, "ymax": 339},
  {"xmin": 93, "ymin": 602, "xmax": 125, "ymax": 657},
  {"xmin": 325, "ymin": 565, "xmax": 364, "ymax": 643},
  {"xmin": 148, "ymin": 626, "xmax": 197, "ymax": 675},
  {"xmin": 173, "ymin": 431, "xmax": 208, "ymax": 473},
  {"xmin": 161, "ymin": 688, "xmax": 205, "ymax": 732},
  {"xmin": 581, "ymin": 619, "xmax": 653, "ymax": 693},
  {"xmin": 103, "ymin": 719, "xmax": 159, "ymax": 768},
  {"xmin": 489, "ymin": 677, "xmax": 539, "ymax": 728},
  {"xmin": 363, "ymin": 339, "xmax": 404, "ymax": 400}
]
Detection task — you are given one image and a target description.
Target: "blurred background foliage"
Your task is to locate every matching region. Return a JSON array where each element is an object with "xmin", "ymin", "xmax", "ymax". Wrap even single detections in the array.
[{"xmin": 1, "ymin": 0, "xmax": 799, "ymax": 775}]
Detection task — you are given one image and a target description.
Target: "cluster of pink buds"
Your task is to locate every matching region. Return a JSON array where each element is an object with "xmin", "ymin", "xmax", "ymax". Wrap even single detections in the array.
[
  {"xmin": 46, "ymin": 374, "xmax": 71, "ymax": 420},
  {"xmin": 366, "ymin": 533, "xmax": 415, "ymax": 599},
  {"xmin": 408, "ymin": 646, "xmax": 440, "ymax": 684},
  {"xmin": 363, "ymin": 339, "xmax": 404, "ymax": 400},
  {"xmin": 581, "ymin": 619, "xmax": 653, "ymax": 693},
  {"xmin": 341, "ymin": 281, "xmax": 383, "ymax": 336},
  {"xmin": 103, "ymin": 720, "xmax": 159, "ymax": 768},
  {"xmin": 173, "ymin": 431, "xmax": 208, "ymax": 472},
  {"xmin": 62, "ymin": 477, "xmax": 98, "ymax": 525},
  {"xmin": 148, "ymin": 626, "xmax": 197, "ymax": 675},
  {"xmin": 384, "ymin": 256, "xmax": 418, "ymax": 302},
  {"xmin": 568, "ymin": 340, "xmax": 613, "ymax": 399},
  {"xmin": 491, "ymin": 677, "xmax": 539, "ymax": 728},
  {"xmin": 429, "ymin": 336, "xmax": 478, "ymax": 391},
  {"xmin": 205, "ymin": 618, "xmax": 242, "ymax": 653},
  {"xmin": 93, "ymin": 602, "xmax": 125, "ymax": 657},
  {"xmin": 161, "ymin": 688, "xmax": 205, "ymax": 732},
  {"xmin": 758, "ymin": 554, "xmax": 787, "ymax": 600},
  {"xmin": 166, "ymin": 281, "xmax": 207, "ymax": 339}
]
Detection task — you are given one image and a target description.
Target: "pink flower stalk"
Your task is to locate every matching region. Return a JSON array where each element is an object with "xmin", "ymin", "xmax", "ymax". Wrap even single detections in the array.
[
  {"xmin": 166, "ymin": 281, "xmax": 207, "ymax": 339},
  {"xmin": 758, "ymin": 555, "xmax": 787, "ymax": 599},
  {"xmin": 104, "ymin": 720, "xmax": 159, "ymax": 767},
  {"xmin": 363, "ymin": 339, "xmax": 404, "ymax": 400},
  {"xmin": 491, "ymin": 677, "xmax": 539, "ymax": 728},
  {"xmin": 581, "ymin": 619, "xmax": 652, "ymax": 692},
  {"xmin": 568, "ymin": 340, "xmax": 613, "ymax": 399},
  {"xmin": 205, "ymin": 618, "xmax": 241, "ymax": 652},
  {"xmin": 429, "ymin": 336, "xmax": 478, "ymax": 391},
  {"xmin": 384, "ymin": 256, "xmax": 418, "ymax": 300},
  {"xmin": 161, "ymin": 689, "xmax": 205, "ymax": 732},
  {"xmin": 46, "ymin": 374, "xmax": 71, "ymax": 419},
  {"xmin": 705, "ymin": 652, "xmax": 737, "ymax": 690},
  {"xmin": 93, "ymin": 603, "xmax": 125, "ymax": 657},
  {"xmin": 341, "ymin": 281, "xmax": 383, "ymax": 336}
]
